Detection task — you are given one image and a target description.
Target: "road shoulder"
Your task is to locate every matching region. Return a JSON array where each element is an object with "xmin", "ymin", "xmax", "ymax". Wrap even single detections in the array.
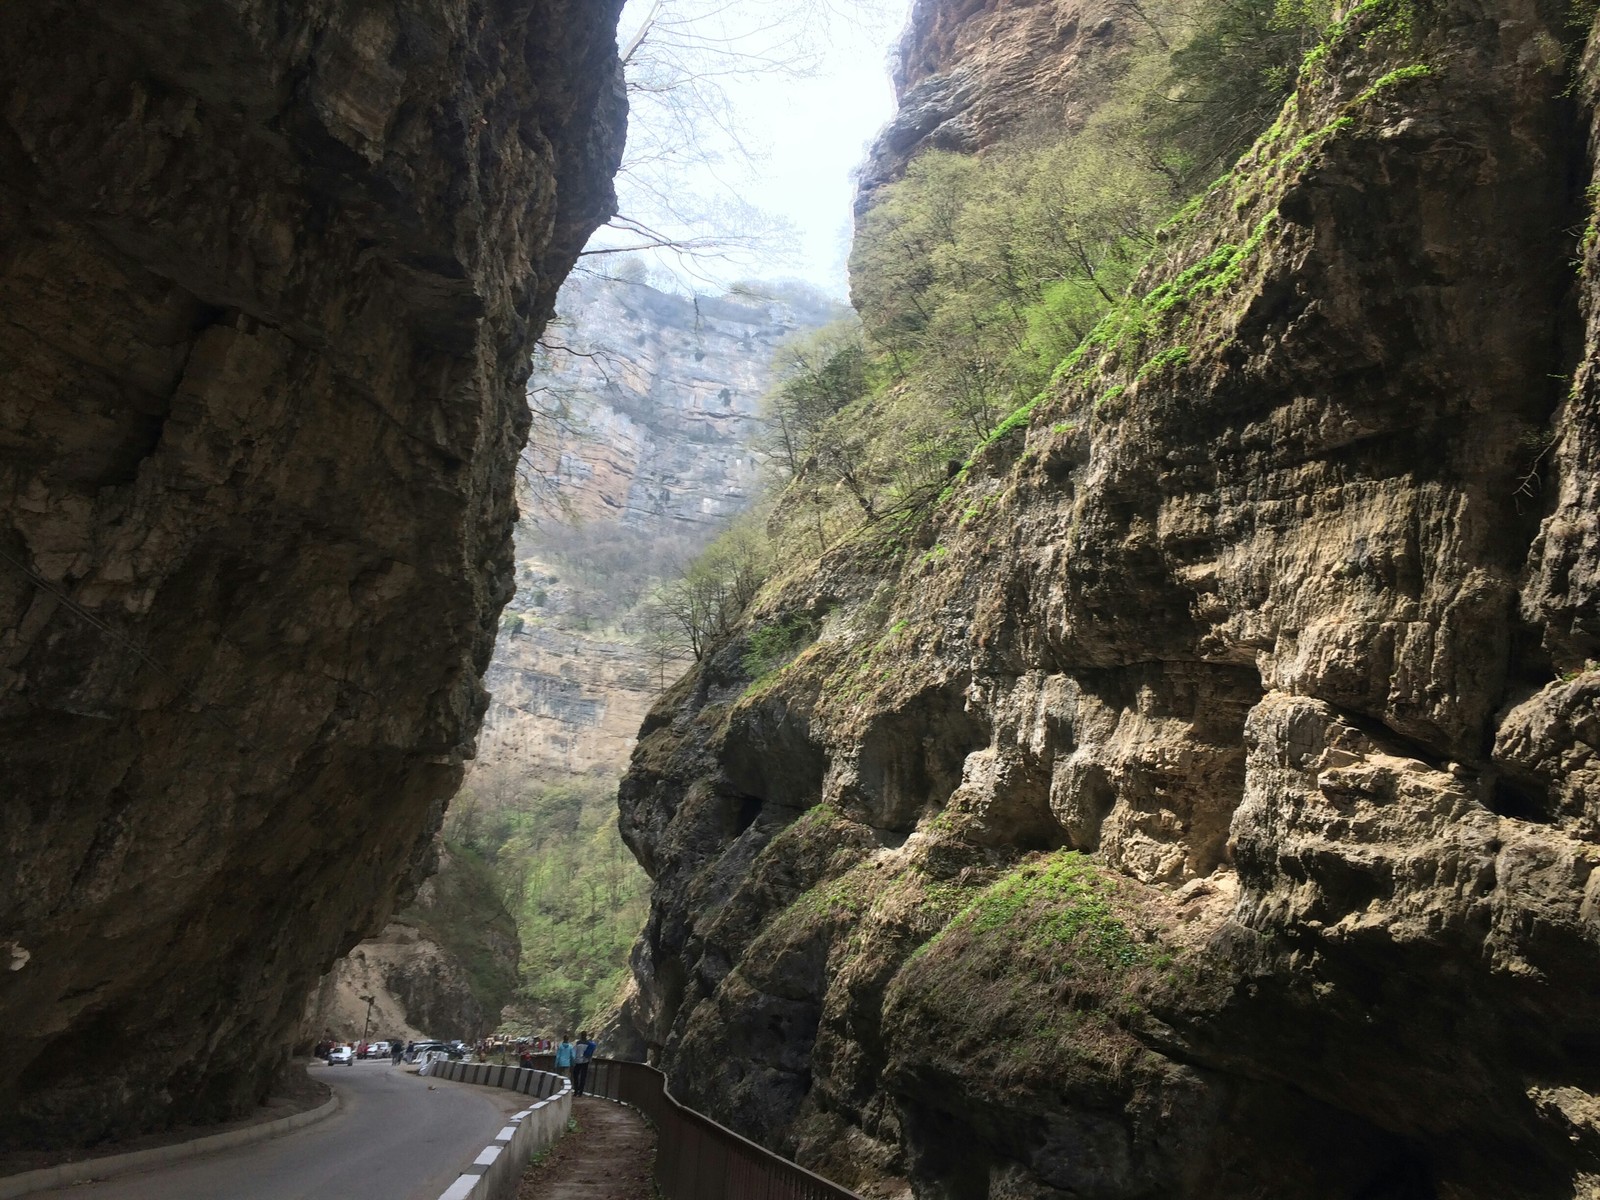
[{"xmin": 0, "ymin": 1064, "xmax": 336, "ymax": 1199}]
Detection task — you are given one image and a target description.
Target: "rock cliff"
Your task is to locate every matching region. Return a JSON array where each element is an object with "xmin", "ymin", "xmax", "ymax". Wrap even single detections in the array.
[
  {"xmin": 617, "ymin": 0, "xmax": 1600, "ymax": 1196},
  {"xmin": 0, "ymin": 0, "xmax": 623, "ymax": 1149},
  {"xmin": 479, "ymin": 275, "xmax": 841, "ymax": 780},
  {"xmin": 856, "ymin": 0, "xmax": 1128, "ymax": 211}
]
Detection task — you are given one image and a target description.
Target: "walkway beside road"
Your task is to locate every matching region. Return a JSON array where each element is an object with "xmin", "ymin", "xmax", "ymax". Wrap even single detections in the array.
[{"xmin": 515, "ymin": 1097, "xmax": 654, "ymax": 1200}]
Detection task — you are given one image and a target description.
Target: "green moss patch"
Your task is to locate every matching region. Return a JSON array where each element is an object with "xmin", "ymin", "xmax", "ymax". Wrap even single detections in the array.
[{"xmin": 884, "ymin": 852, "xmax": 1168, "ymax": 1087}]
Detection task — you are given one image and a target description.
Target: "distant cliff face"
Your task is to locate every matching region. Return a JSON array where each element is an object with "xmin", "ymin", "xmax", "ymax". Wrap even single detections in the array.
[
  {"xmin": 479, "ymin": 276, "xmax": 840, "ymax": 780},
  {"xmin": 0, "ymin": 0, "xmax": 623, "ymax": 1149},
  {"xmin": 329, "ymin": 276, "xmax": 837, "ymax": 1038},
  {"xmin": 617, "ymin": 0, "xmax": 1600, "ymax": 1197},
  {"xmin": 856, "ymin": 0, "xmax": 1127, "ymax": 211}
]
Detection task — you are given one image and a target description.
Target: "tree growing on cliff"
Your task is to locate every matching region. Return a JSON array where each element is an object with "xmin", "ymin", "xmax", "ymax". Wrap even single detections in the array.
[
  {"xmin": 763, "ymin": 319, "xmax": 876, "ymax": 517},
  {"xmin": 651, "ymin": 514, "xmax": 771, "ymax": 660},
  {"xmin": 850, "ymin": 128, "xmax": 1172, "ymax": 452}
]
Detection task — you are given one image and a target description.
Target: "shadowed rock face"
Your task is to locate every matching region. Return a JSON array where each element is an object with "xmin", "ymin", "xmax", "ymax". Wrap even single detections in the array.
[
  {"xmin": 0, "ymin": 0, "xmax": 623, "ymax": 1148},
  {"xmin": 617, "ymin": 0, "xmax": 1600, "ymax": 1196}
]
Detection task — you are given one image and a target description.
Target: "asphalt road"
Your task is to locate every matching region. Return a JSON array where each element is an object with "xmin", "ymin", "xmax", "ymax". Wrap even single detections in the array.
[{"xmin": 50, "ymin": 1060, "xmax": 520, "ymax": 1200}]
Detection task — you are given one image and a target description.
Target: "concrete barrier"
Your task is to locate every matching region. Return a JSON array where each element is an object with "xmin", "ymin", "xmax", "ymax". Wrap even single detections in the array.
[
  {"xmin": 428, "ymin": 1062, "xmax": 571, "ymax": 1200},
  {"xmin": 0, "ymin": 1088, "xmax": 339, "ymax": 1199}
]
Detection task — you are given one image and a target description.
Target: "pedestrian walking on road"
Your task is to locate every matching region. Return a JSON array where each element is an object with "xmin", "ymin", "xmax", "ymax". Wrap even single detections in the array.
[
  {"xmin": 555, "ymin": 1033, "xmax": 576, "ymax": 1078},
  {"xmin": 573, "ymin": 1031, "xmax": 596, "ymax": 1095}
]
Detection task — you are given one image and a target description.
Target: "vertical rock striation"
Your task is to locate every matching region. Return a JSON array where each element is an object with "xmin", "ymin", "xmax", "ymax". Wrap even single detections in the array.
[
  {"xmin": 617, "ymin": 0, "xmax": 1600, "ymax": 1195},
  {"xmin": 482, "ymin": 275, "xmax": 841, "ymax": 778},
  {"xmin": 0, "ymin": 0, "xmax": 624, "ymax": 1147}
]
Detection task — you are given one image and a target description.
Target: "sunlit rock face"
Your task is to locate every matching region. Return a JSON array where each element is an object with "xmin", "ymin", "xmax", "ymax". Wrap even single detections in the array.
[
  {"xmin": 616, "ymin": 0, "xmax": 1600, "ymax": 1196},
  {"xmin": 0, "ymin": 0, "xmax": 623, "ymax": 1148},
  {"xmin": 478, "ymin": 276, "xmax": 840, "ymax": 780},
  {"xmin": 855, "ymin": 0, "xmax": 1128, "ymax": 211}
]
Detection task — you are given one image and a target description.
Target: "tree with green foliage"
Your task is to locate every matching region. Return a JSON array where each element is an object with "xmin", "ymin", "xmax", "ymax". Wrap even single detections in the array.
[
  {"xmin": 652, "ymin": 512, "xmax": 771, "ymax": 659},
  {"xmin": 851, "ymin": 131, "xmax": 1175, "ymax": 429},
  {"xmin": 1103, "ymin": 0, "xmax": 1336, "ymax": 189},
  {"xmin": 445, "ymin": 770, "xmax": 650, "ymax": 1033}
]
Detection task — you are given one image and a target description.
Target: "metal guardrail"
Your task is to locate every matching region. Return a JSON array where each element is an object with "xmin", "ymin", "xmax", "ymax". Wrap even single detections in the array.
[
  {"xmin": 525, "ymin": 1055, "xmax": 862, "ymax": 1200},
  {"xmin": 421, "ymin": 1062, "xmax": 571, "ymax": 1200}
]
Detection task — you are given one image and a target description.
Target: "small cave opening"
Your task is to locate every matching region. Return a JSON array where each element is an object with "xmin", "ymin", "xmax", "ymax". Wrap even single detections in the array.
[
  {"xmin": 1486, "ymin": 775, "xmax": 1553, "ymax": 824},
  {"xmin": 1352, "ymin": 1149, "xmax": 1437, "ymax": 1200},
  {"xmin": 733, "ymin": 793, "xmax": 763, "ymax": 834}
]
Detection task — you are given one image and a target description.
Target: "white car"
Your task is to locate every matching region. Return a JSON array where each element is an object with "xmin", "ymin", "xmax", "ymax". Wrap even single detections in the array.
[{"xmin": 327, "ymin": 1045, "xmax": 354, "ymax": 1066}]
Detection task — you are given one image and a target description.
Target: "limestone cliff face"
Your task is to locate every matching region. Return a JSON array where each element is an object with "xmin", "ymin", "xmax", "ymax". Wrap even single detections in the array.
[
  {"xmin": 0, "ymin": 0, "xmax": 623, "ymax": 1149},
  {"xmin": 618, "ymin": 0, "xmax": 1600, "ymax": 1197},
  {"xmin": 479, "ymin": 277, "xmax": 840, "ymax": 780},
  {"xmin": 856, "ymin": 0, "xmax": 1127, "ymax": 211}
]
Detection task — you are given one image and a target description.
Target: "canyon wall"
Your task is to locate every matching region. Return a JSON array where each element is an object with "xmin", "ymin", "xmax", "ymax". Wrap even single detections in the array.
[
  {"xmin": 479, "ymin": 275, "xmax": 841, "ymax": 781},
  {"xmin": 616, "ymin": 0, "xmax": 1600, "ymax": 1197},
  {"xmin": 0, "ymin": 0, "xmax": 624, "ymax": 1148},
  {"xmin": 856, "ymin": 0, "xmax": 1129, "ymax": 210}
]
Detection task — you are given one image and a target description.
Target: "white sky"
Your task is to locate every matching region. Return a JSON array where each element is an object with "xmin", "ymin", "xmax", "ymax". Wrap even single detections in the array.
[{"xmin": 594, "ymin": 0, "xmax": 913, "ymax": 298}]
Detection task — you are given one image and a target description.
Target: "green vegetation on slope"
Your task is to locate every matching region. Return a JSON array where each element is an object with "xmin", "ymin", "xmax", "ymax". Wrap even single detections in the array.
[
  {"xmin": 399, "ymin": 842, "xmax": 523, "ymax": 1023},
  {"xmin": 888, "ymin": 852, "xmax": 1167, "ymax": 1085},
  {"xmin": 638, "ymin": 0, "xmax": 1356, "ymax": 650},
  {"xmin": 639, "ymin": 0, "xmax": 1451, "ymax": 664},
  {"xmin": 445, "ymin": 773, "xmax": 648, "ymax": 1033}
]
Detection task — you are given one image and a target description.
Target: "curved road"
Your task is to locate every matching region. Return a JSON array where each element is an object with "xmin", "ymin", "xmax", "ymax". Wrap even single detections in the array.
[{"xmin": 48, "ymin": 1060, "xmax": 520, "ymax": 1200}]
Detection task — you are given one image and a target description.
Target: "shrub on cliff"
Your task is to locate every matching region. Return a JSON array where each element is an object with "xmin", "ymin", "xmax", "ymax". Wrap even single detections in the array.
[
  {"xmin": 851, "ymin": 137, "xmax": 1173, "ymax": 441},
  {"xmin": 649, "ymin": 511, "xmax": 771, "ymax": 660}
]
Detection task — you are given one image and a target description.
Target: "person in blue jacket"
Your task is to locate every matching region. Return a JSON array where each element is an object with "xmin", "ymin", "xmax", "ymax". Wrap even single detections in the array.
[
  {"xmin": 573, "ymin": 1031, "xmax": 597, "ymax": 1095},
  {"xmin": 555, "ymin": 1032, "xmax": 576, "ymax": 1077}
]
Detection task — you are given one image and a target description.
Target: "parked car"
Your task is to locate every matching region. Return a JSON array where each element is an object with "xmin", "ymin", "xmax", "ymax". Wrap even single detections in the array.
[
  {"xmin": 368, "ymin": 1041, "xmax": 390, "ymax": 1058},
  {"xmin": 327, "ymin": 1045, "xmax": 354, "ymax": 1066},
  {"xmin": 406, "ymin": 1040, "xmax": 449, "ymax": 1063}
]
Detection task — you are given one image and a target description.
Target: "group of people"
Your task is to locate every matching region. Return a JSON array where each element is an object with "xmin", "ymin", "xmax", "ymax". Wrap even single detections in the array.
[{"xmin": 553, "ymin": 1031, "xmax": 599, "ymax": 1095}]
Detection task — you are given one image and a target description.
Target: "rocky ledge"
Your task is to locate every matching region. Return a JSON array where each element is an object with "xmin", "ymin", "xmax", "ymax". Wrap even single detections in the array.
[{"xmin": 0, "ymin": 0, "xmax": 623, "ymax": 1148}]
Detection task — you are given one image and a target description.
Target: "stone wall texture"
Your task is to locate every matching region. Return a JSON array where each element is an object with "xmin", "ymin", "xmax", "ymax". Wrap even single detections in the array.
[
  {"xmin": 855, "ymin": 0, "xmax": 1129, "ymax": 211},
  {"xmin": 0, "ymin": 0, "xmax": 624, "ymax": 1147},
  {"xmin": 617, "ymin": 0, "xmax": 1600, "ymax": 1196}
]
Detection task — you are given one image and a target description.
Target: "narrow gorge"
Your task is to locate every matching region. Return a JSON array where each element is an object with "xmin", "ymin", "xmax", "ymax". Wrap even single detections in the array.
[{"xmin": 3, "ymin": 0, "xmax": 1598, "ymax": 1197}]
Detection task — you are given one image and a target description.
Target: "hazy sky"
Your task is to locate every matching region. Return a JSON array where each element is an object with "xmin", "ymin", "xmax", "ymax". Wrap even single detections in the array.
[{"xmin": 595, "ymin": 0, "xmax": 913, "ymax": 298}]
